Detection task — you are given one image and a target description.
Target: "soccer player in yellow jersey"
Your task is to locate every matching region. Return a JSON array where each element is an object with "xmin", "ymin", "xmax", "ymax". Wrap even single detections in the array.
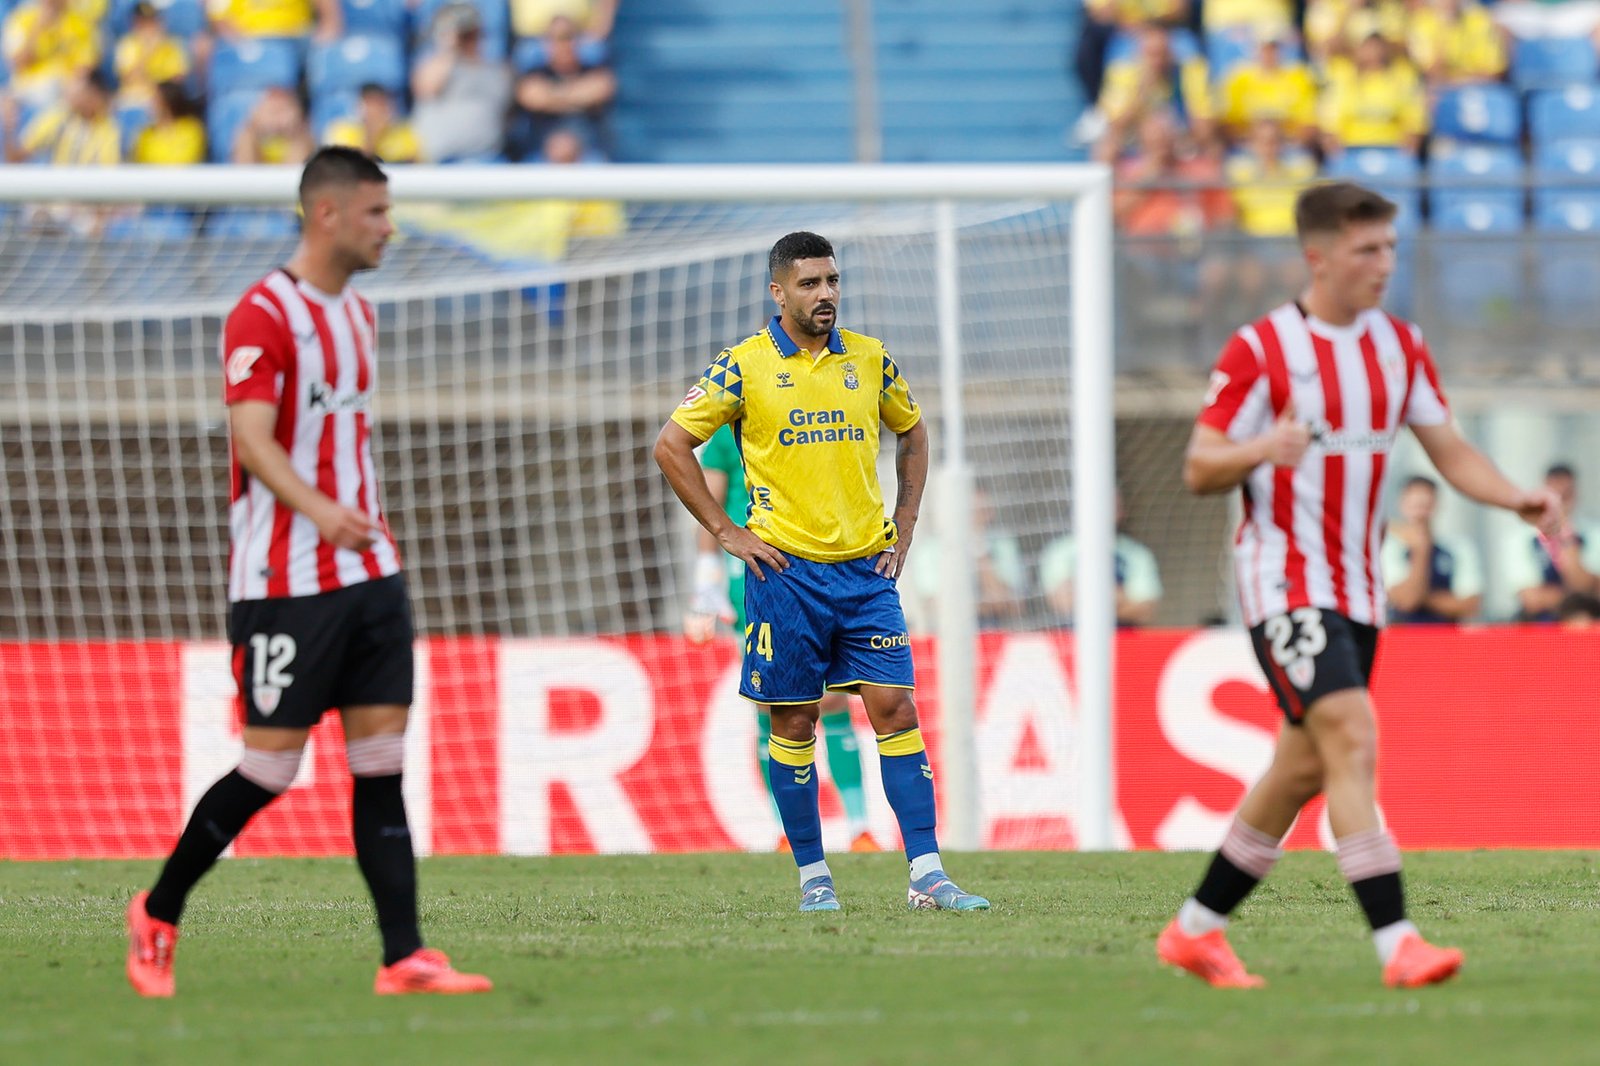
[{"xmin": 655, "ymin": 232, "xmax": 989, "ymax": 914}]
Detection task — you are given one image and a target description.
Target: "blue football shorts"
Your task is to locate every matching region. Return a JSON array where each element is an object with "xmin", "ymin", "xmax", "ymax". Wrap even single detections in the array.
[{"xmin": 739, "ymin": 553, "xmax": 915, "ymax": 704}]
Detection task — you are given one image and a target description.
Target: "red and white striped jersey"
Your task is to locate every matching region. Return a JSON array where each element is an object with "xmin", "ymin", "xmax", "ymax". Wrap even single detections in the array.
[
  {"xmin": 221, "ymin": 269, "xmax": 402, "ymax": 602},
  {"xmin": 1198, "ymin": 302, "xmax": 1450, "ymax": 628}
]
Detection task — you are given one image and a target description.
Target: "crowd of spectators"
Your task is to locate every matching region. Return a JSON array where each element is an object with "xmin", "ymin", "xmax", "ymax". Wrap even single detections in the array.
[
  {"xmin": 0, "ymin": 0, "xmax": 620, "ymax": 170},
  {"xmin": 1076, "ymin": 0, "xmax": 1600, "ymax": 239}
]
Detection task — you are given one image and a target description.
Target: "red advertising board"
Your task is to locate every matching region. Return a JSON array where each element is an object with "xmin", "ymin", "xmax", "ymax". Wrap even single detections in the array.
[{"xmin": 2, "ymin": 628, "xmax": 1595, "ymax": 859}]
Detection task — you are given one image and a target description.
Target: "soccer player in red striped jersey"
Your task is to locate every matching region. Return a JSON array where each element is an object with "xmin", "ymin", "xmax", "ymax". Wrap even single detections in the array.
[
  {"xmin": 125, "ymin": 148, "xmax": 490, "ymax": 998},
  {"xmin": 1156, "ymin": 182, "xmax": 1561, "ymax": 989}
]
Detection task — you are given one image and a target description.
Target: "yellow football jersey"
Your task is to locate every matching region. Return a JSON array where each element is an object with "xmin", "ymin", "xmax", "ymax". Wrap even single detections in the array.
[{"xmin": 672, "ymin": 316, "xmax": 922, "ymax": 564}]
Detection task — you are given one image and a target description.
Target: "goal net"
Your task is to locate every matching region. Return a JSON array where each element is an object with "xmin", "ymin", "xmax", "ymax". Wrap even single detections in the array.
[{"xmin": 0, "ymin": 165, "xmax": 1114, "ymax": 860}]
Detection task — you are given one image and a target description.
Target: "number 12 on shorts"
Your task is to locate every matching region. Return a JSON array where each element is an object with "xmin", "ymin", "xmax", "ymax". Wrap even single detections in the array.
[
  {"xmin": 745, "ymin": 622, "xmax": 774, "ymax": 662},
  {"xmin": 249, "ymin": 633, "xmax": 297, "ymax": 688}
]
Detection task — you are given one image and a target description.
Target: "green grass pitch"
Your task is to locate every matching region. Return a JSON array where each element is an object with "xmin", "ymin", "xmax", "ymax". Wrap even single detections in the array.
[{"xmin": 2, "ymin": 851, "xmax": 1597, "ymax": 1064}]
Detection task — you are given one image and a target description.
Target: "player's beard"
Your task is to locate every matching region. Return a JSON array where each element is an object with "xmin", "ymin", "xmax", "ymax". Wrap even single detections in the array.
[{"xmin": 798, "ymin": 303, "xmax": 836, "ymax": 339}]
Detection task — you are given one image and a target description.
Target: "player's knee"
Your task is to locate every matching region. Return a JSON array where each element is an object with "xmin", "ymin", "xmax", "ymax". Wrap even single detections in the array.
[
  {"xmin": 347, "ymin": 731, "xmax": 406, "ymax": 777},
  {"xmin": 1312, "ymin": 702, "xmax": 1377, "ymax": 777},
  {"xmin": 1283, "ymin": 759, "xmax": 1324, "ymax": 805},
  {"xmin": 768, "ymin": 706, "xmax": 819, "ymax": 743},
  {"xmin": 871, "ymin": 691, "xmax": 918, "ymax": 734},
  {"xmin": 238, "ymin": 746, "xmax": 305, "ymax": 794}
]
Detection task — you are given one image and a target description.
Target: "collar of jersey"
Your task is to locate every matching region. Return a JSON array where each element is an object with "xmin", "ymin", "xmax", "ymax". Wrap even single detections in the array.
[
  {"xmin": 280, "ymin": 267, "xmax": 346, "ymax": 306},
  {"xmin": 766, "ymin": 315, "xmax": 846, "ymax": 359}
]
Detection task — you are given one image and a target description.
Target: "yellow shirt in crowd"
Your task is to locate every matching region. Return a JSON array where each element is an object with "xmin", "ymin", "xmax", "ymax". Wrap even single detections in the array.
[
  {"xmin": 1320, "ymin": 61, "xmax": 1427, "ymax": 146},
  {"xmin": 114, "ymin": 33, "xmax": 190, "ymax": 104},
  {"xmin": 1, "ymin": 2, "xmax": 100, "ymax": 100},
  {"xmin": 1099, "ymin": 54, "xmax": 1214, "ymax": 126},
  {"xmin": 1202, "ymin": 0, "xmax": 1290, "ymax": 35},
  {"xmin": 208, "ymin": 0, "xmax": 313, "ymax": 37},
  {"xmin": 134, "ymin": 116, "xmax": 206, "ymax": 164},
  {"xmin": 1408, "ymin": 5, "xmax": 1506, "ymax": 82},
  {"xmin": 1306, "ymin": 0, "xmax": 1408, "ymax": 56},
  {"xmin": 325, "ymin": 118, "xmax": 422, "ymax": 164},
  {"xmin": 1220, "ymin": 61, "xmax": 1318, "ymax": 135},
  {"xmin": 21, "ymin": 103, "xmax": 120, "ymax": 164},
  {"xmin": 1227, "ymin": 151, "xmax": 1319, "ymax": 236}
]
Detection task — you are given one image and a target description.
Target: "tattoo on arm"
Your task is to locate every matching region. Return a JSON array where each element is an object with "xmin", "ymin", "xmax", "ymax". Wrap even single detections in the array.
[{"xmin": 895, "ymin": 431, "xmax": 920, "ymax": 510}]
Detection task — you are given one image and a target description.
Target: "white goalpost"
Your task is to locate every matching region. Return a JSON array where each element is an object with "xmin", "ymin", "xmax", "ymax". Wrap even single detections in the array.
[{"xmin": 0, "ymin": 163, "xmax": 1115, "ymax": 856}]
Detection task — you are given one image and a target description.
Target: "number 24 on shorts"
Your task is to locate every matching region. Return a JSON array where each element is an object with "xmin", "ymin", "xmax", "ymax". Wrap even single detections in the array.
[{"xmin": 745, "ymin": 622, "xmax": 774, "ymax": 661}]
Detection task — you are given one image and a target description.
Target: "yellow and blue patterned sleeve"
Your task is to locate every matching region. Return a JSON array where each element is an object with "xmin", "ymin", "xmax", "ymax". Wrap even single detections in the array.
[
  {"xmin": 670, "ymin": 348, "xmax": 745, "ymax": 442},
  {"xmin": 879, "ymin": 350, "xmax": 921, "ymax": 434}
]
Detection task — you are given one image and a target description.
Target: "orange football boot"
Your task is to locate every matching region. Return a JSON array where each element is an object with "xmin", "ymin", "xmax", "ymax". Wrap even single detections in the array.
[
  {"xmin": 1383, "ymin": 934, "xmax": 1464, "ymax": 989},
  {"xmin": 1156, "ymin": 919, "xmax": 1266, "ymax": 989},
  {"xmin": 374, "ymin": 948, "xmax": 493, "ymax": 995},
  {"xmin": 125, "ymin": 891, "xmax": 178, "ymax": 998}
]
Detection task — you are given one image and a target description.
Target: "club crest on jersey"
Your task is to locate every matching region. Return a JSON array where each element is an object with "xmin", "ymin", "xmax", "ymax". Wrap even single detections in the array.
[
  {"xmin": 1287, "ymin": 657, "xmax": 1316, "ymax": 691},
  {"xmin": 226, "ymin": 346, "xmax": 264, "ymax": 386},
  {"xmin": 253, "ymin": 685, "xmax": 282, "ymax": 716},
  {"xmin": 749, "ymin": 670, "xmax": 762, "ymax": 693},
  {"xmin": 776, "ymin": 371, "xmax": 794, "ymax": 389},
  {"xmin": 842, "ymin": 362, "xmax": 859, "ymax": 390},
  {"xmin": 680, "ymin": 384, "xmax": 706, "ymax": 407}
]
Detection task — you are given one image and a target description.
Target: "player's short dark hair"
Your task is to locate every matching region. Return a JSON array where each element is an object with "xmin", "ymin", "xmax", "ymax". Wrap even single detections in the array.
[
  {"xmin": 299, "ymin": 146, "xmax": 387, "ymax": 211},
  {"xmin": 1295, "ymin": 181, "xmax": 1397, "ymax": 241},
  {"xmin": 358, "ymin": 82, "xmax": 390, "ymax": 98},
  {"xmin": 1547, "ymin": 462, "xmax": 1577, "ymax": 481},
  {"xmin": 1402, "ymin": 474, "xmax": 1437, "ymax": 493},
  {"xmin": 1559, "ymin": 591, "xmax": 1600, "ymax": 621},
  {"xmin": 769, "ymin": 231, "xmax": 835, "ymax": 280}
]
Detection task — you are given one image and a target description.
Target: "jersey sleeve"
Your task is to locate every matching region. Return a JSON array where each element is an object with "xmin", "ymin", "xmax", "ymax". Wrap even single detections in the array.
[
  {"xmin": 221, "ymin": 293, "xmax": 292, "ymax": 406},
  {"xmin": 670, "ymin": 348, "xmax": 744, "ymax": 442},
  {"xmin": 1196, "ymin": 330, "xmax": 1270, "ymax": 441},
  {"xmin": 699, "ymin": 424, "xmax": 741, "ymax": 477},
  {"xmin": 1401, "ymin": 326, "xmax": 1450, "ymax": 427},
  {"xmin": 879, "ymin": 350, "xmax": 922, "ymax": 434}
]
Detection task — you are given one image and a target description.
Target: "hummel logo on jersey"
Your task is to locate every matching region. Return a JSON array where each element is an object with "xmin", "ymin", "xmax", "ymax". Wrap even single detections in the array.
[
  {"xmin": 920, "ymin": 763, "xmax": 933, "ymax": 780},
  {"xmin": 795, "ymin": 768, "xmax": 813, "ymax": 785},
  {"xmin": 776, "ymin": 371, "xmax": 794, "ymax": 388},
  {"xmin": 226, "ymin": 346, "xmax": 265, "ymax": 386}
]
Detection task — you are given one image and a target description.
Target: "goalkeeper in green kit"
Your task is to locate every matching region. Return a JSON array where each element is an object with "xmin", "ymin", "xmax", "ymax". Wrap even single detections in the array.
[{"xmin": 686, "ymin": 424, "xmax": 881, "ymax": 853}]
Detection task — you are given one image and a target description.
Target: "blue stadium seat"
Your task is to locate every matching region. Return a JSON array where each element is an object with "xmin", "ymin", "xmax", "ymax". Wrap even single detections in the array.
[
  {"xmin": 1529, "ymin": 85, "xmax": 1600, "ymax": 143},
  {"xmin": 1429, "ymin": 145, "xmax": 1525, "ymax": 218},
  {"xmin": 308, "ymin": 89, "xmax": 359, "ymax": 138},
  {"xmin": 341, "ymin": 0, "xmax": 407, "ymax": 38},
  {"xmin": 1533, "ymin": 137, "xmax": 1600, "ymax": 179},
  {"xmin": 210, "ymin": 37, "xmax": 303, "ymax": 94},
  {"xmin": 307, "ymin": 34, "xmax": 407, "ymax": 96},
  {"xmin": 1432, "ymin": 84, "xmax": 1521, "ymax": 144},
  {"xmin": 1326, "ymin": 147, "xmax": 1423, "ymax": 231},
  {"xmin": 108, "ymin": 0, "xmax": 206, "ymax": 38},
  {"xmin": 1511, "ymin": 35, "xmax": 1599, "ymax": 91},
  {"xmin": 207, "ymin": 89, "xmax": 262, "ymax": 162},
  {"xmin": 1532, "ymin": 201, "xmax": 1600, "ymax": 320},
  {"xmin": 1432, "ymin": 199, "xmax": 1523, "ymax": 232},
  {"xmin": 1105, "ymin": 27, "xmax": 1200, "ymax": 66},
  {"xmin": 115, "ymin": 102, "xmax": 152, "ymax": 157}
]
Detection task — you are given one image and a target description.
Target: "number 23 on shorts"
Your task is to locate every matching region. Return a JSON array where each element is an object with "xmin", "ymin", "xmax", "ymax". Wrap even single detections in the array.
[{"xmin": 745, "ymin": 621, "xmax": 774, "ymax": 661}]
